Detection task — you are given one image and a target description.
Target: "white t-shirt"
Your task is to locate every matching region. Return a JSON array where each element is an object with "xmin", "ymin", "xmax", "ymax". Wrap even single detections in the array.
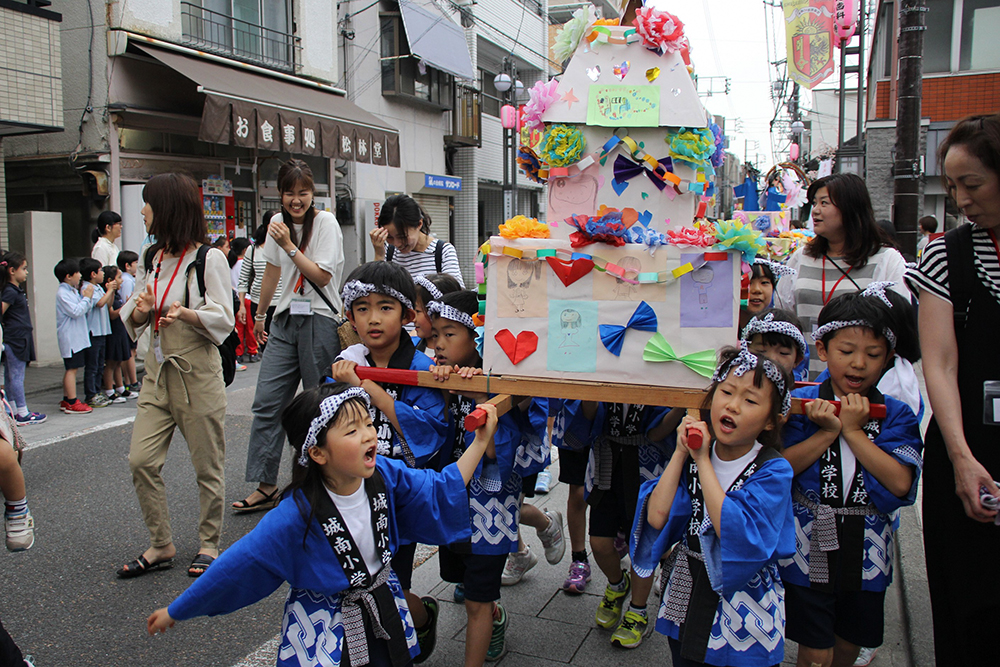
[
  {"xmin": 326, "ymin": 483, "xmax": 382, "ymax": 576},
  {"xmin": 262, "ymin": 210, "xmax": 345, "ymax": 319},
  {"xmin": 92, "ymin": 236, "xmax": 120, "ymax": 268},
  {"xmin": 711, "ymin": 441, "xmax": 764, "ymax": 491}
]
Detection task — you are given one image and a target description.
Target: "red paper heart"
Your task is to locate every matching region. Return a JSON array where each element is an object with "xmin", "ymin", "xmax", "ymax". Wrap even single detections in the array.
[
  {"xmin": 546, "ymin": 256, "xmax": 595, "ymax": 287},
  {"xmin": 495, "ymin": 329, "xmax": 539, "ymax": 365}
]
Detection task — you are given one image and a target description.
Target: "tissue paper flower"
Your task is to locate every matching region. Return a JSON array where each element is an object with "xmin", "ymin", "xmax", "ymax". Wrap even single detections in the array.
[
  {"xmin": 522, "ymin": 79, "xmax": 560, "ymax": 131},
  {"xmin": 714, "ymin": 218, "xmax": 768, "ymax": 263},
  {"xmin": 632, "ymin": 6, "xmax": 686, "ymax": 54},
  {"xmin": 667, "ymin": 225, "xmax": 717, "ymax": 248},
  {"xmin": 709, "ymin": 121, "xmax": 725, "ymax": 168},
  {"xmin": 540, "ymin": 125, "xmax": 585, "ymax": 167},
  {"xmin": 517, "ymin": 146, "xmax": 546, "ymax": 183},
  {"xmin": 667, "ymin": 128, "xmax": 717, "ymax": 164},
  {"xmin": 553, "ymin": 6, "xmax": 595, "ymax": 63},
  {"xmin": 499, "ymin": 215, "xmax": 550, "ymax": 240}
]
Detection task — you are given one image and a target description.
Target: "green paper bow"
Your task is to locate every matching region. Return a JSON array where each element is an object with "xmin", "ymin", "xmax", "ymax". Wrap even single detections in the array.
[{"xmin": 642, "ymin": 333, "xmax": 717, "ymax": 378}]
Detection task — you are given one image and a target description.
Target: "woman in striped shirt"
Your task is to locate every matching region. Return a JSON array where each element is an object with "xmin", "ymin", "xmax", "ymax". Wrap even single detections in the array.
[
  {"xmin": 369, "ymin": 194, "xmax": 465, "ymax": 288},
  {"xmin": 775, "ymin": 173, "xmax": 908, "ymax": 378},
  {"xmin": 906, "ymin": 113, "xmax": 1000, "ymax": 666}
]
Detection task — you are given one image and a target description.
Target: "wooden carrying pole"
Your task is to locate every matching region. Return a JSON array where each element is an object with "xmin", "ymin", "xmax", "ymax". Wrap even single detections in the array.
[{"xmin": 353, "ymin": 367, "xmax": 886, "ymax": 430}]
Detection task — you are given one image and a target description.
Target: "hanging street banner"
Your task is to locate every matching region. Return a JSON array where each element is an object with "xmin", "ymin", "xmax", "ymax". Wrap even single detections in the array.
[{"xmin": 782, "ymin": 0, "xmax": 836, "ymax": 90}]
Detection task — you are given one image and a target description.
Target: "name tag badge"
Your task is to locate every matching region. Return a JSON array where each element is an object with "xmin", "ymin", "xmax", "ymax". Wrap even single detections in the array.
[
  {"xmin": 290, "ymin": 298, "xmax": 313, "ymax": 316},
  {"xmin": 984, "ymin": 381, "xmax": 1000, "ymax": 426},
  {"xmin": 153, "ymin": 334, "xmax": 164, "ymax": 364}
]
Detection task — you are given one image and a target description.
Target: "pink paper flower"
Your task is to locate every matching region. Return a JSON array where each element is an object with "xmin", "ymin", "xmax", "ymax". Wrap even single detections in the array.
[
  {"xmin": 632, "ymin": 7, "xmax": 687, "ymax": 54},
  {"xmin": 522, "ymin": 79, "xmax": 560, "ymax": 130}
]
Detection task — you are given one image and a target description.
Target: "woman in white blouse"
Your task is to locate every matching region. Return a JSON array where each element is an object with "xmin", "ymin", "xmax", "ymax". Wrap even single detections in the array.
[
  {"xmin": 117, "ymin": 173, "xmax": 235, "ymax": 580},
  {"xmin": 91, "ymin": 211, "xmax": 122, "ymax": 267},
  {"xmin": 233, "ymin": 159, "xmax": 345, "ymax": 513}
]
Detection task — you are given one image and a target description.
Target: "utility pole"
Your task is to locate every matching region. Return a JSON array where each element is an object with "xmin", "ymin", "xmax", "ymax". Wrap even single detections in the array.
[{"xmin": 893, "ymin": 0, "xmax": 927, "ymax": 259}]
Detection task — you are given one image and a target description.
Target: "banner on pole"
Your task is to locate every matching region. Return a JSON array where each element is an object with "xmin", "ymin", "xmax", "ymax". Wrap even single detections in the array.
[{"xmin": 782, "ymin": 0, "xmax": 836, "ymax": 89}]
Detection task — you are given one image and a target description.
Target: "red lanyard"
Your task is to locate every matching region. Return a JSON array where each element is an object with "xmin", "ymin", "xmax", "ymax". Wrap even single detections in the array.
[
  {"xmin": 821, "ymin": 256, "xmax": 853, "ymax": 305},
  {"xmin": 153, "ymin": 247, "xmax": 187, "ymax": 333},
  {"xmin": 990, "ymin": 229, "xmax": 1000, "ymax": 264}
]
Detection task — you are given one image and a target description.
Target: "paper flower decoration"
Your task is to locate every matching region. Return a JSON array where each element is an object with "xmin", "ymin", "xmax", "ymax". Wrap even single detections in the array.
[
  {"xmin": 709, "ymin": 121, "xmax": 726, "ymax": 168},
  {"xmin": 499, "ymin": 215, "xmax": 550, "ymax": 240},
  {"xmin": 628, "ymin": 226, "xmax": 669, "ymax": 254},
  {"xmin": 713, "ymin": 218, "xmax": 768, "ymax": 263},
  {"xmin": 517, "ymin": 146, "xmax": 546, "ymax": 183},
  {"xmin": 632, "ymin": 6, "xmax": 687, "ymax": 54},
  {"xmin": 666, "ymin": 128, "xmax": 717, "ymax": 165},
  {"xmin": 667, "ymin": 225, "xmax": 716, "ymax": 248},
  {"xmin": 540, "ymin": 125, "xmax": 585, "ymax": 167},
  {"xmin": 553, "ymin": 6, "xmax": 595, "ymax": 63},
  {"xmin": 642, "ymin": 333, "xmax": 717, "ymax": 378},
  {"xmin": 522, "ymin": 79, "xmax": 560, "ymax": 131},
  {"xmin": 566, "ymin": 208, "xmax": 632, "ymax": 248},
  {"xmin": 600, "ymin": 302, "xmax": 658, "ymax": 357}
]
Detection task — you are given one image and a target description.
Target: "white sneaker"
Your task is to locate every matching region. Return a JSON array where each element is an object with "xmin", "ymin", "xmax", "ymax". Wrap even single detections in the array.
[
  {"xmin": 5, "ymin": 511, "xmax": 35, "ymax": 551},
  {"xmin": 854, "ymin": 647, "xmax": 878, "ymax": 666},
  {"xmin": 501, "ymin": 545, "xmax": 538, "ymax": 585},
  {"xmin": 108, "ymin": 392, "xmax": 127, "ymax": 404},
  {"xmin": 537, "ymin": 510, "xmax": 566, "ymax": 564}
]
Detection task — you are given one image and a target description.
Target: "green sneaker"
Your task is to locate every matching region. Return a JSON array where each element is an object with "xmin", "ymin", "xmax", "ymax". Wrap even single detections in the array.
[
  {"xmin": 413, "ymin": 596, "xmax": 438, "ymax": 664},
  {"xmin": 610, "ymin": 609, "xmax": 651, "ymax": 648},
  {"xmin": 595, "ymin": 570, "xmax": 631, "ymax": 629},
  {"xmin": 485, "ymin": 602, "xmax": 508, "ymax": 662}
]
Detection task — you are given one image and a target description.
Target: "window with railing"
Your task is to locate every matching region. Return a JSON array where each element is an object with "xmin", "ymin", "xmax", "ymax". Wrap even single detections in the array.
[
  {"xmin": 480, "ymin": 69, "xmax": 501, "ymax": 117},
  {"xmin": 446, "ymin": 84, "xmax": 482, "ymax": 147},
  {"xmin": 181, "ymin": 0, "xmax": 299, "ymax": 72},
  {"xmin": 380, "ymin": 13, "xmax": 453, "ymax": 108}
]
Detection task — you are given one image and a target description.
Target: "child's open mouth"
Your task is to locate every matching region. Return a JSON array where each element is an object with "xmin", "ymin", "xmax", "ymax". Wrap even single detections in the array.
[
  {"xmin": 367, "ymin": 329, "xmax": 383, "ymax": 339},
  {"xmin": 844, "ymin": 374, "xmax": 866, "ymax": 390},
  {"xmin": 364, "ymin": 445, "xmax": 377, "ymax": 466},
  {"xmin": 719, "ymin": 415, "xmax": 737, "ymax": 434}
]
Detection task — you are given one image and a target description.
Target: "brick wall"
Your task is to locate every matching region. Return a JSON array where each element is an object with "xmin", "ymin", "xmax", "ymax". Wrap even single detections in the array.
[{"xmin": 872, "ymin": 72, "xmax": 1000, "ymax": 122}]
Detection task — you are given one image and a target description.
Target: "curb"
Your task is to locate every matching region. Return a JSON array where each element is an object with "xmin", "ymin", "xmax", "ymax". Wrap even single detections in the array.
[
  {"xmin": 895, "ymin": 504, "xmax": 935, "ymax": 666},
  {"xmin": 23, "ymin": 362, "xmax": 145, "ymax": 398}
]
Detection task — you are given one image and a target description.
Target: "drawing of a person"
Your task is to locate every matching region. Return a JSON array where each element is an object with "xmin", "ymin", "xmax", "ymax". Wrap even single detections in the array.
[
  {"xmin": 613, "ymin": 256, "xmax": 643, "ymax": 300},
  {"xmin": 507, "ymin": 259, "xmax": 534, "ymax": 314},
  {"xmin": 691, "ymin": 265, "xmax": 714, "ymax": 307},
  {"xmin": 559, "ymin": 309, "xmax": 581, "ymax": 348}
]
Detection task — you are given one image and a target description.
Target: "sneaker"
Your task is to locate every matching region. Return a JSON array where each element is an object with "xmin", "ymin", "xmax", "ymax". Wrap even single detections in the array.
[
  {"xmin": 610, "ymin": 609, "xmax": 651, "ymax": 648},
  {"xmin": 23, "ymin": 656, "xmax": 35, "ymax": 667},
  {"xmin": 562, "ymin": 559, "xmax": 592, "ymax": 594},
  {"xmin": 14, "ymin": 412, "xmax": 46, "ymax": 425},
  {"xmin": 537, "ymin": 510, "xmax": 565, "ymax": 565},
  {"xmin": 249, "ymin": 353, "xmax": 262, "ymax": 362},
  {"xmin": 485, "ymin": 603, "xmax": 508, "ymax": 662},
  {"xmin": 60, "ymin": 400, "xmax": 92, "ymax": 414},
  {"xmin": 87, "ymin": 394, "xmax": 111, "ymax": 408},
  {"xmin": 534, "ymin": 470, "xmax": 551, "ymax": 493},
  {"xmin": 501, "ymin": 545, "xmax": 538, "ymax": 585},
  {"xmin": 5, "ymin": 511, "xmax": 35, "ymax": 551},
  {"xmin": 614, "ymin": 531, "xmax": 628, "ymax": 560},
  {"xmin": 596, "ymin": 570, "xmax": 631, "ymax": 629},
  {"xmin": 108, "ymin": 392, "xmax": 127, "ymax": 404},
  {"xmin": 236, "ymin": 363, "xmax": 248, "ymax": 372},
  {"xmin": 117, "ymin": 388, "xmax": 139, "ymax": 400},
  {"xmin": 854, "ymin": 647, "xmax": 878, "ymax": 666},
  {"xmin": 413, "ymin": 596, "xmax": 438, "ymax": 664},
  {"xmin": 128, "ymin": 382, "xmax": 143, "ymax": 394},
  {"xmin": 453, "ymin": 583, "xmax": 465, "ymax": 603}
]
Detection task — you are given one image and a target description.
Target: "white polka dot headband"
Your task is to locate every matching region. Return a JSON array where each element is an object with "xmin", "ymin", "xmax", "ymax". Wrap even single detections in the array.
[
  {"xmin": 712, "ymin": 342, "xmax": 791, "ymax": 416},
  {"xmin": 426, "ymin": 301, "xmax": 476, "ymax": 331},
  {"xmin": 753, "ymin": 257, "xmax": 797, "ymax": 278},
  {"xmin": 812, "ymin": 319, "xmax": 897, "ymax": 350},
  {"xmin": 414, "ymin": 276, "xmax": 443, "ymax": 301},
  {"xmin": 298, "ymin": 387, "xmax": 373, "ymax": 466},
  {"xmin": 740, "ymin": 312, "xmax": 808, "ymax": 359},
  {"xmin": 341, "ymin": 280, "xmax": 413, "ymax": 312}
]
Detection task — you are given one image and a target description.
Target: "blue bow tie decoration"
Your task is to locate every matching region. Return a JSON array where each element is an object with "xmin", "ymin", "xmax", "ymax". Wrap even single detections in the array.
[
  {"xmin": 613, "ymin": 154, "xmax": 672, "ymax": 192},
  {"xmin": 599, "ymin": 301, "xmax": 658, "ymax": 357}
]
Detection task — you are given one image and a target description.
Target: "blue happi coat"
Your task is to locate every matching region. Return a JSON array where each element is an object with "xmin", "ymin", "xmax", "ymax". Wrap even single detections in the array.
[
  {"xmin": 631, "ymin": 449, "xmax": 795, "ymax": 667},
  {"xmin": 779, "ymin": 384, "xmax": 923, "ymax": 591},
  {"xmin": 512, "ymin": 398, "xmax": 551, "ymax": 478},
  {"xmin": 167, "ymin": 457, "xmax": 470, "ymax": 666}
]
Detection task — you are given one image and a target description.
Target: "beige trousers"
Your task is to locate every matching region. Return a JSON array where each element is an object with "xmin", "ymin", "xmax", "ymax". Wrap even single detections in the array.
[{"xmin": 128, "ymin": 324, "xmax": 227, "ymax": 550}]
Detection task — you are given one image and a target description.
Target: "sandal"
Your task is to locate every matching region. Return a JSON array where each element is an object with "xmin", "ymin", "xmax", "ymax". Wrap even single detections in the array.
[
  {"xmin": 232, "ymin": 487, "xmax": 280, "ymax": 513},
  {"xmin": 188, "ymin": 553, "xmax": 216, "ymax": 578},
  {"xmin": 117, "ymin": 555, "xmax": 174, "ymax": 579}
]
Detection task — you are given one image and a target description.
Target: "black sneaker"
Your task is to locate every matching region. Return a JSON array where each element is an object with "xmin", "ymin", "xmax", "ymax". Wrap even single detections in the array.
[{"xmin": 413, "ymin": 596, "xmax": 438, "ymax": 664}]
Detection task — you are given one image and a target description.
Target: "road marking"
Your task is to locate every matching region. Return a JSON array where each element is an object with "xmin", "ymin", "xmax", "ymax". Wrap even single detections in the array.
[{"xmin": 25, "ymin": 416, "xmax": 136, "ymax": 451}]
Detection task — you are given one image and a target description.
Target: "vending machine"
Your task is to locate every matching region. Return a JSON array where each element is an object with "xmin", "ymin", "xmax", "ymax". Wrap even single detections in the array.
[{"xmin": 200, "ymin": 177, "xmax": 235, "ymax": 241}]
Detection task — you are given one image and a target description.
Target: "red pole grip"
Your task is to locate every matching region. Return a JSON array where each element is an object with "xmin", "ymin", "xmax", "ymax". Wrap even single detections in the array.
[
  {"xmin": 464, "ymin": 408, "xmax": 488, "ymax": 432},
  {"xmin": 353, "ymin": 366, "xmax": 420, "ymax": 386},
  {"xmin": 686, "ymin": 427, "xmax": 703, "ymax": 450},
  {"xmin": 802, "ymin": 399, "xmax": 887, "ymax": 419}
]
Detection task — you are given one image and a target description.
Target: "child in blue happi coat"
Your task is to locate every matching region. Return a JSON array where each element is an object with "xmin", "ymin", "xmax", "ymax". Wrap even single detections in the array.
[
  {"xmin": 412, "ymin": 273, "xmax": 461, "ymax": 356},
  {"xmin": 427, "ymin": 290, "xmax": 524, "ymax": 664},
  {"xmin": 330, "ymin": 261, "xmax": 449, "ymax": 661},
  {"xmin": 631, "ymin": 345, "xmax": 796, "ymax": 667},
  {"xmin": 147, "ymin": 383, "xmax": 499, "ymax": 666},
  {"xmin": 740, "ymin": 259, "xmax": 809, "ymax": 382},
  {"xmin": 741, "ymin": 308, "xmax": 808, "ymax": 381},
  {"xmin": 780, "ymin": 291, "xmax": 922, "ymax": 667}
]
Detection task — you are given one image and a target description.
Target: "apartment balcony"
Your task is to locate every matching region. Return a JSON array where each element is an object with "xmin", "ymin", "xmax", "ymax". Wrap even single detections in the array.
[
  {"xmin": 445, "ymin": 84, "xmax": 482, "ymax": 148},
  {"xmin": 180, "ymin": 2, "xmax": 300, "ymax": 74}
]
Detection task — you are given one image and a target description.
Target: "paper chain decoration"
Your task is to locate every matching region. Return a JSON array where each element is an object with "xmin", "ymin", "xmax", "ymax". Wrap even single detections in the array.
[
  {"xmin": 586, "ymin": 26, "xmax": 639, "ymax": 47},
  {"xmin": 599, "ymin": 301, "xmax": 657, "ymax": 356},
  {"xmin": 481, "ymin": 241, "xmax": 730, "ymax": 287},
  {"xmin": 642, "ymin": 332, "xmax": 717, "ymax": 378}
]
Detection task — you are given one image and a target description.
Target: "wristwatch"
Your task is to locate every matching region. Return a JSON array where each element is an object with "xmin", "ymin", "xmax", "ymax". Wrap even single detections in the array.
[{"xmin": 286, "ymin": 247, "xmax": 298, "ymax": 258}]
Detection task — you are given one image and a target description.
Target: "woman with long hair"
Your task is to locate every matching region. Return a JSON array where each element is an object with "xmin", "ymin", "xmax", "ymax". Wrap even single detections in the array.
[
  {"xmin": 118, "ymin": 172, "xmax": 235, "ymax": 579},
  {"xmin": 369, "ymin": 193, "xmax": 465, "ymax": 287},
  {"xmin": 233, "ymin": 159, "xmax": 345, "ymax": 513},
  {"xmin": 906, "ymin": 113, "xmax": 1000, "ymax": 664},
  {"xmin": 91, "ymin": 210, "xmax": 122, "ymax": 267},
  {"xmin": 775, "ymin": 173, "xmax": 909, "ymax": 378}
]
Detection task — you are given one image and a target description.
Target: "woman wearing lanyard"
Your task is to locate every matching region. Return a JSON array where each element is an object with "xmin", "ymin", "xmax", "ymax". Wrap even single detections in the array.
[
  {"xmin": 233, "ymin": 159, "xmax": 345, "ymax": 513},
  {"xmin": 907, "ymin": 113, "xmax": 1000, "ymax": 665},
  {"xmin": 118, "ymin": 173, "xmax": 235, "ymax": 579},
  {"xmin": 774, "ymin": 172, "xmax": 908, "ymax": 378}
]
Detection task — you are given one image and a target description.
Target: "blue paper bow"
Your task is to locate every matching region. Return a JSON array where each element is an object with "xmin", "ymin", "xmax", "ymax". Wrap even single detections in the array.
[
  {"xmin": 599, "ymin": 301, "xmax": 658, "ymax": 356},
  {"xmin": 613, "ymin": 154, "xmax": 672, "ymax": 192}
]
